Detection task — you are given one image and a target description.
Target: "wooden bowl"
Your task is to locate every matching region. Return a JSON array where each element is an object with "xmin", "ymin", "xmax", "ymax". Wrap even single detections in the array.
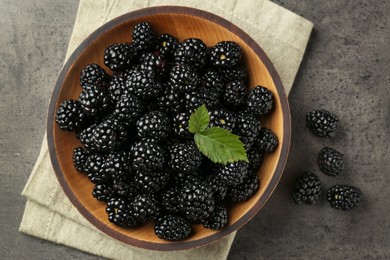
[{"xmin": 47, "ymin": 6, "xmax": 291, "ymax": 250}]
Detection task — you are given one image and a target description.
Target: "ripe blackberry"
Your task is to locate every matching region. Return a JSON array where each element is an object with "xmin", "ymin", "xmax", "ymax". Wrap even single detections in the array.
[
  {"xmin": 172, "ymin": 171, "xmax": 200, "ymax": 185},
  {"xmin": 179, "ymin": 180, "xmax": 215, "ymax": 222},
  {"xmin": 127, "ymin": 68, "xmax": 162, "ymax": 99},
  {"xmin": 208, "ymin": 109, "xmax": 237, "ymax": 132},
  {"xmin": 327, "ymin": 185, "xmax": 361, "ymax": 211},
  {"xmin": 156, "ymin": 34, "xmax": 179, "ymax": 59},
  {"xmin": 184, "ymin": 90, "xmax": 204, "ymax": 112},
  {"xmin": 79, "ymin": 86, "xmax": 113, "ymax": 117},
  {"xmin": 106, "ymin": 197, "xmax": 137, "ymax": 227},
  {"xmin": 156, "ymin": 83, "xmax": 183, "ymax": 114},
  {"xmin": 84, "ymin": 153, "xmax": 110, "ymax": 184},
  {"xmin": 107, "ymin": 74, "xmax": 128, "ymax": 103},
  {"xmin": 247, "ymin": 145, "xmax": 265, "ymax": 173},
  {"xmin": 132, "ymin": 22, "xmax": 157, "ymax": 52},
  {"xmin": 246, "ymin": 86, "xmax": 274, "ymax": 116},
  {"xmin": 169, "ymin": 63, "xmax": 199, "ymax": 93},
  {"xmin": 78, "ymin": 123, "xmax": 98, "ymax": 152},
  {"xmin": 112, "ymin": 93, "xmax": 145, "ymax": 124},
  {"xmin": 131, "ymin": 139, "xmax": 165, "ymax": 171},
  {"xmin": 204, "ymin": 174, "xmax": 228, "ymax": 201},
  {"xmin": 292, "ymin": 172, "xmax": 321, "ymax": 205},
  {"xmin": 92, "ymin": 118, "xmax": 128, "ymax": 152},
  {"xmin": 210, "ymin": 41, "xmax": 242, "ymax": 68},
  {"xmin": 132, "ymin": 194, "xmax": 160, "ymax": 223},
  {"xmin": 154, "ymin": 215, "xmax": 192, "ymax": 241},
  {"xmin": 101, "ymin": 151, "xmax": 132, "ymax": 180},
  {"xmin": 306, "ymin": 109, "xmax": 339, "ymax": 138},
  {"xmin": 318, "ymin": 147, "xmax": 344, "ymax": 176},
  {"xmin": 222, "ymin": 80, "xmax": 247, "ymax": 109},
  {"xmin": 234, "ymin": 113, "xmax": 261, "ymax": 150},
  {"xmin": 172, "ymin": 112, "xmax": 192, "ymax": 140},
  {"xmin": 199, "ymin": 70, "xmax": 223, "ymax": 109},
  {"xmin": 80, "ymin": 63, "xmax": 109, "ymax": 90},
  {"xmin": 55, "ymin": 100, "xmax": 88, "ymax": 132},
  {"xmin": 112, "ymin": 176, "xmax": 138, "ymax": 200},
  {"xmin": 92, "ymin": 183, "xmax": 114, "ymax": 202},
  {"xmin": 203, "ymin": 204, "xmax": 228, "ymax": 230},
  {"xmin": 168, "ymin": 142, "xmax": 202, "ymax": 173},
  {"xmin": 216, "ymin": 161, "xmax": 248, "ymax": 187},
  {"xmin": 174, "ymin": 38, "xmax": 208, "ymax": 69},
  {"xmin": 136, "ymin": 111, "xmax": 170, "ymax": 141},
  {"xmin": 134, "ymin": 170, "xmax": 171, "ymax": 194},
  {"xmin": 257, "ymin": 128, "xmax": 278, "ymax": 152},
  {"xmin": 104, "ymin": 43, "xmax": 137, "ymax": 71},
  {"xmin": 139, "ymin": 52, "xmax": 169, "ymax": 80},
  {"xmin": 218, "ymin": 65, "xmax": 248, "ymax": 84},
  {"xmin": 72, "ymin": 147, "xmax": 89, "ymax": 172},
  {"xmin": 161, "ymin": 186, "xmax": 181, "ymax": 214},
  {"xmin": 228, "ymin": 172, "xmax": 259, "ymax": 202}
]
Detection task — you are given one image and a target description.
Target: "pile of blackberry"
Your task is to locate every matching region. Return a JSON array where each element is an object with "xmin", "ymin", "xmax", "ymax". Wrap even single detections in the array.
[{"xmin": 56, "ymin": 22, "xmax": 278, "ymax": 241}]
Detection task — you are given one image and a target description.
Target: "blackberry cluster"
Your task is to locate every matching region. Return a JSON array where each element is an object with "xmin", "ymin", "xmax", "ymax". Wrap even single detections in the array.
[{"xmin": 55, "ymin": 22, "xmax": 278, "ymax": 241}]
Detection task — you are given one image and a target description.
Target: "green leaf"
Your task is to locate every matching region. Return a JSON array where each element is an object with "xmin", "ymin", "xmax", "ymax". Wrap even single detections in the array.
[
  {"xmin": 194, "ymin": 127, "xmax": 248, "ymax": 164},
  {"xmin": 188, "ymin": 104, "xmax": 210, "ymax": 134}
]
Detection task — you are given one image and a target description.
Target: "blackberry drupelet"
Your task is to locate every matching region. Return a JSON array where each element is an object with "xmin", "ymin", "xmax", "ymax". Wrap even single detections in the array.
[
  {"xmin": 72, "ymin": 147, "xmax": 89, "ymax": 172},
  {"xmin": 218, "ymin": 65, "xmax": 247, "ymax": 84},
  {"xmin": 222, "ymin": 80, "xmax": 247, "ymax": 109},
  {"xmin": 154, "ymin": 215, "xmax": 192, "ymax": 241},
  {"xmin": 160, "ymin": 186, "xmax": 181, "ymax": 214},
  {"xmin": 318, "ymin": 147, "xmax": 344, "ymax": 176},
  {"xmin": 179, "ymin": 180, "xmax": 215, "ymax": 223},
  {"xmin": 104, "ymin": 43, "xmax": 137, "ymax": 71},
  {"xmin": 134, "ymin": 170, "xmax": 171, "ymax": 194},
  {"xmin": 168, "ymin": 142, "xmax": 202, "ymax": 173},
  {"xmin": 172, "ymin": 112, "xmax": 192, "ymax": 140},
  {"xmin": 136, "ymin": 111, "xmax": 171, "ymax": 141},
  {"xmin": 132, "ymin": 194, "xmax": 160, "ymax": 223},
  {"xmin": 306, "ymin": 109, "xmax": 339, "ymax": 138},
  {"xmin": 92, "ymin": 118, "xmax": 128, "ymax": 152},
  {"xmin": 55, "ymin": 100, "xmax": 88, "ymax": 132},
  {"xmin": 174, "ymin": 38, "xmax": 208, "ymax": 69},
  {"xmin": 79, "ymin": 86, "xmax": 113, "ymax": 117},
  {"xmin": 169, "ymin": 63, "xmax": 199, "ymax": 92},
  {"xmin": 131, "ymin": 139, "xmax": 165, "ymax": 171},
  {"xmin": 216, "ymin": 161, "xmax": 248, "ymax": 187},
  {"xmin": 127, "ymin": 68, "xmax": 162, "ymax": 99},
  {"xmin": 292, "ymin": 172, "xmax": 321, "ymax": 205},
  {"xmin": 204, "ymin": 174, "xmax": 228, "ymax": 201},
  {"xmin": 257, "ymin": 128, "xmax": 278, "ymax": 152},
  {"xmin": 132, "ymin": 22, "xmax": 157, "ymax": 52},
  {"xmin": 246, "ymin": 85, "xmax": 274, "ymax": 116},
  {"xmin": 80, "ymin": 63, "xmax": 109, "ymax": 89},
  {"xmin": 92, "ymin": 183, "xmax": 114, "ymax": 202},
  {"xmin": 327, "ymin": 185, "xmax": 361, "ymax": 210},
  {"xmin": 112, "ymin": 93, "xmax": 145, "ymax": 124},
  {"xmin": 208, "ymin": 109, "xmax": 237, "ymax": 132},
  {"xmin": 202, "ymin": 204, "xmax": 228, "ymax": 230},
  {"xmin": 106, "ymin": 197, "xmax": 137, "ymax": 227},
  {"xmin": 156, "ymin": 34, "xmax": 179, "ymax": 59},
  {"xmin": 84, "ymin": 153, "xmax": 110, "ymax": 184},
  {"xmin": 78, "ymin": 123, "xmax": 98, "ymax": 152},
  {"xmin": 228, "ymin": 171, "xmax": 259, "ymax": 202},
  {"xmin": 210, "ymin": 41, "xmax": 242, "ymax": 68},
  {"xmin": 234, "ymin": 113, "xmax": 261, "ymax": 150}
]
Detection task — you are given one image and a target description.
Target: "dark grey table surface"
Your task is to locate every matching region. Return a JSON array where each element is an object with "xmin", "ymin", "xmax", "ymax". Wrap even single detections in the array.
[{"xmin": 1, "ymin": 0, "xmax": 389, "ymax": 259}]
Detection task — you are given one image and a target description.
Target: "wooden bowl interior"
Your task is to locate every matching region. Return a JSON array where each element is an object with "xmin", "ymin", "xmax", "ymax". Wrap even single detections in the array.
[{"xmin": 52, "ymin": 10, "xmax": 287, "ymax": 248}]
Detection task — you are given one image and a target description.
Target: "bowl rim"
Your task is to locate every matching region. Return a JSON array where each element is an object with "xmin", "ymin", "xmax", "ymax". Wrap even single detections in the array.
[{"xmin": 47, "ymin": 5, "xmax": 291, "ymax": 251}]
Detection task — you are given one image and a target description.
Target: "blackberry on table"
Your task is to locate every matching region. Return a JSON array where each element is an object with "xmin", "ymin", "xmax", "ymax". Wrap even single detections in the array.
[
  {"xmin": 327, "ymin": 185, "xmax": 361, "ymax": 211},
  {"xmin": 208, "ymin": 109, "xmax": 237, "ymax": 132},
  {"xmin": 112, "ymin": 93, "xmax": 145, "ymax": 124},
  {"xmin": 92, "ymin": 183, "xmax": 114, "ymax": 202},
  {"xmin": 55, "ymin": 100, "xmax": 88, "ymax": 132},
  {"xmin": 222, "ymin": 80, "xmax": 247, "ymax": 109},
  {"xmin": 92, "ymin": 118, "xmax": 128, "ymax": 152},
  {"xmin": 167, "ymin": 141, "xmax": 202, "ymax": 173},
  {"xmin": 80, "ymin": 63, "xmax": 109, "ymax": 90},
  {"xmin": 292, "ymin": 172, "xmax": 321, "ymax": 205},
  {"xmin": 306, "ymin": 109, "xmax": 339, "ymax": 138},
  {"xmin": 257, "ymin": 128, "xmax": 278, "ymax": 152},
  {"xmin": 72, "ymin": 147, "xmax": 89, "ymax": 173},
  {"xmin": 106, "ymin": 197, "xmax": 137, "ymax": 227},
  {"xmin": 234, "ymin": 113, "xmax": 261, "ymax": 150},
  {"xmin": 134, "ymin": 170, "xmax": 171, "ymax": 194},
  {"xmin": 202, "ymin": 204, "xmax": 228, "ymax": 230},
  {"xmin": 174, "ymin": 38, "xmax": 208, "ymax": 69},
  {"xmin": 154, "ymin": 215, "xmax": 192, "ymax": 241},
  {"xmin": 318, "ymin": 147, "xmax": 344, "ymax": 176},
  {"xmin": 132, "ymin": 22, "xmax": 157, "ymax": 52},
  {"xmin": 210, "ymin": 41, "xmax": 242, "ymax": 68},
  {"xmin": 104, "ymin": 43, "xmax": 137, "ymax": 71},
  {"xmin": 79, "ymin": 86, "xmax": 113, "ymax": 118},
  {"xmin": 131, "ymin": 139, "xmax": 165, "ymax": 171},
  {"xmin": 132, "ymin": 193, "xmax": 160, "ymax": 223},
  {"xmin": 246, "ymin": 85, "xmax": 274, "ymax": 116},
  {"xmin": 216, "ymin": 161, "xmax": 248, "ymax": 187},
  {"xmin": 228, "ymin": 172, "xmax": 259, "ymax": 202},
  {"xmin": 136, "ymin": 111, "xmax": 170, "ymax": 141}
]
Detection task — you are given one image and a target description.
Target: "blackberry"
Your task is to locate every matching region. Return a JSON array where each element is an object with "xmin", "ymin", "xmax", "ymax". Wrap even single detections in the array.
[
  {"xmin": 216, "ymin": 161, "xmax": 248, "ymax": 187},
  {"xmin": 218, "ymin": 65, "xmax": 248, "ymax": 84},
  {"xmin": 134, "ymin": 170, "xmax": 171, "ymax": 194},
  {"xmin": 127, "ymin": 68, "xmax": 162, "ymax": 99},
  {"xmin": 55, "ymin": 100, "xmax": 88, "ymax": 132},
  {"xmin": 107, "ymin": 74, "xmax": 128, "ymax": 103},
  {"xmin": 78, "ymin": 123, "xmax": 98, "ymax": 152},
  {"xmin": 154, "ymin": 215, "xmax": 192, "ymax": 241},
  {"xmin": 72, "ymin": 147, "xmax": 89, "ymax": 172},
  {"xmin": 203, "ymin": 204, "xmax": 228, "ymax": 230},
  {"xmin": 228, "ymin": 172, "xmax": 259, "ymax": 202},
  {"xmin": 104, "ymin": 43, "xmax": 137, "ymax": 71},
  {"xmin": 246, "ymin": 86, "xmax": 274, "ymax": 116},
  {"xmin": 204, "ymin": 174, "xmax": 228, "ymax": 201},
  {"xmin": 84, "ymin": 153, "xmax": 110, "ymax": 184},
  {"xmin": 172, "ymin": 171, "xmax": 200, "ymax": 185},
  {"xmin": 199, "ymin": 70, "xmax": 223, "ymax": 108},
  {"xmin": 184, "ymin": 90, "xmax": 204, "ymax": 112},
  {"xmin": 106, "ymin": 197, "xmax": 137, "ymax": 227},
  {"xmin": 101, "ymin": 151, "xmax": 132, "ymax": 180},
  {"xmin": 306, "ymin": 109, "xmax": 339, "ymax": 138},
  {"xmin": 132, "ymin": 22, "xmax": 157, "ymax": 52},
  {"xmin": 156, "ymin": 34, "xmax": 179, "ymax": 59},
  {"xmin": 156, "ymin": 83, "xmax": 183, "ymax": 114},
  {"xmin": 92, "ymin": 118, "xmax": 128, "ymax": 152},
  {"xmin": 79, "ymin": 86, "xmax": 113, "ymax": 117},
  {"xmin": 327, "ymin": 185, "xmax": 361, "ymax": 211},
  {"xmin": 161, "ymin": 186, "xmax": 181, "ymax": 214},
  {"xmin": 112, "ymin": 176, "xmax": 138, "ymax": 200},
  {"xmin": 292, "ymin": 172, "xmax": 321, "ymax": 205},
  {"xmin": 80, "ymin": 63, "xmax": 109, "ymax": 90},
  {"xmin": 139, "ymin": 52, "xmax": 169, "ymax": 79},
  {"xmin": 179, "ymin": 180, "xmax": 215, "ymax": 222},
  {"xmin": 131, "ymin": 139, "xmax": 165, "ymax": 171},
  {"xmin": 112, "ymin": 93, "xmax": 145, "ymax": 124},
  {"xmin": 222, "ymin": 80, "xmax": 247, "ymax": 109},
  {"xmin": 132, "ymin": 194, "xmax": 160, "ymax": 223},
  {"xmin": 168, "ymin": 142, "xmax": 202, "ymax": 173},
  {"xmin": 208, "ymin": 109, "xmax": 236, "ymax": 132},
  {"xmin": 247, "ymin": 145, "xmax": 265, "ymax": 173},
  {"xmin": 174, "ymin": 38, "xmax": 208, "ymax": 69},
  {"xmin": 318, "ymin": 147, "xmax": 344, "ymax": 176},
  {"xmin": 92, "ymin": 183, "xmax": 114, "ymax": 202},
  {"xmin": 210, "ymin": 41, "xmax": 242, "ymax": 68},
  {"xmin": 169, "ymin": 63, "xmax": 199, "ymax": 92},
  {"xmin": 136, "ymin": 111, "xmax": 170, "ymax": 141},
  {"xmin": 257, "ymin": 128, "xmax": 278, "ymax": 152},
  {"xmin": 172, "ymin": 112, "xmax": 192, "ymax": 140},
  {"xmin": 234, "ymin": 113, "xmax": 261, "ymax": 150}
]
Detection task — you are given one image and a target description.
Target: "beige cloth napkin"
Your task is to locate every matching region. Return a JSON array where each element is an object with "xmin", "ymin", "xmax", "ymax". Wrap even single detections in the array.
[{"xmin": 19, "ymin": 0, "xmax": 313, "ymax": 259}]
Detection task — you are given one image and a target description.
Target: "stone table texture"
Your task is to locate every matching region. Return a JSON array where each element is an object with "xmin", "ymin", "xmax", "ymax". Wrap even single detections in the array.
[{"xmin": 0, "ymin": 0, "xmax": 388, "ymax": 259}]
